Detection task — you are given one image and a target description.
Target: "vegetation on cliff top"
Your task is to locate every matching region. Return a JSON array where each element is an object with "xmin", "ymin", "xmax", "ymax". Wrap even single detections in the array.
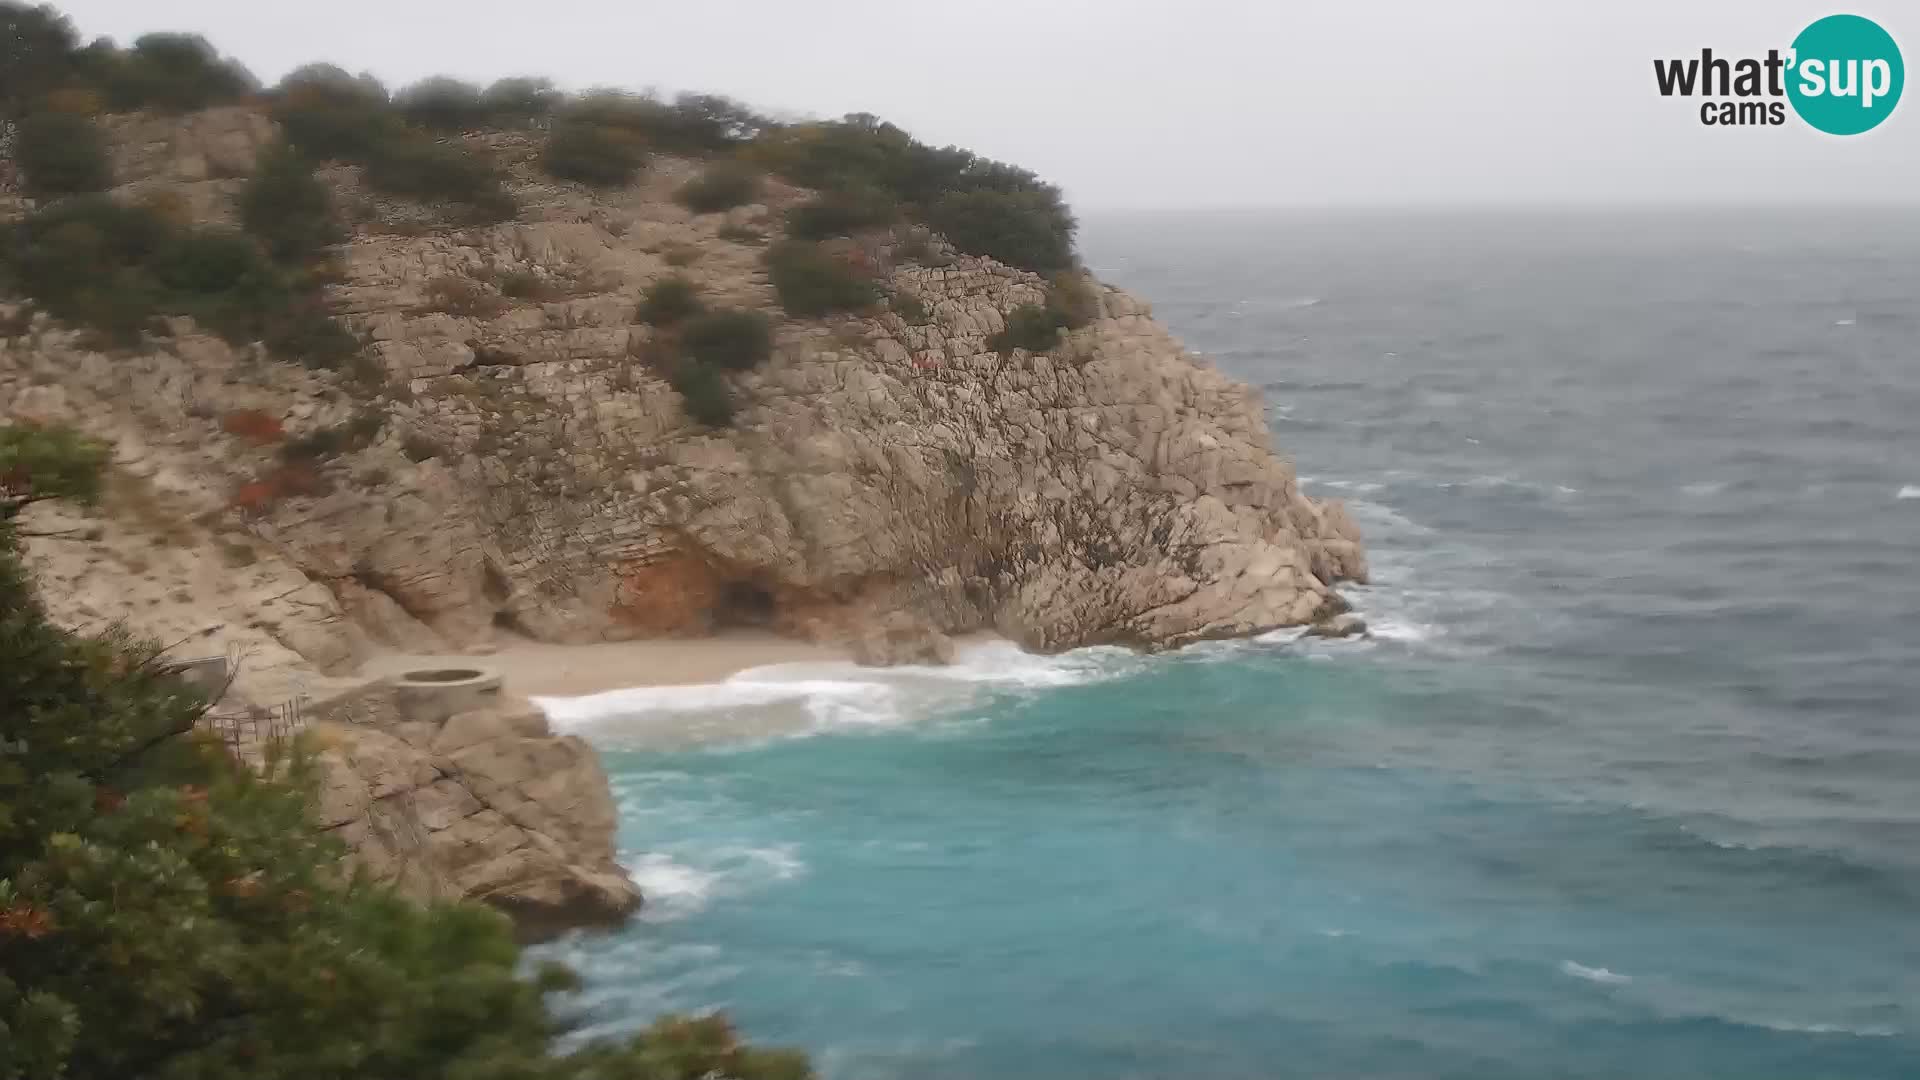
[
  {"xmin": 3, "ymin": 1, "xmax": 1076, "ymax": 269},
  {"xmin": 0, "ymin": 421, "xmax": 812, "ymax": 1080}
]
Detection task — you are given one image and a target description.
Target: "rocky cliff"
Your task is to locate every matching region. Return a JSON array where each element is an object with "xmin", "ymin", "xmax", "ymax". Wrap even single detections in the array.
[
  {"xmin": 3, "ymin": 107, "xmax": 1365, "ymax": 693},
  {"xmin": 306, "ymin": 682, "xmax": 641, "ymax": 936}
]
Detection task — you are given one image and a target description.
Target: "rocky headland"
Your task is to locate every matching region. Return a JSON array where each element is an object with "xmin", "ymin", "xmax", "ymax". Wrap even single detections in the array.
[{"xmin": 2, "ymin": 101, "xmax": 1365, "ymax": 931}]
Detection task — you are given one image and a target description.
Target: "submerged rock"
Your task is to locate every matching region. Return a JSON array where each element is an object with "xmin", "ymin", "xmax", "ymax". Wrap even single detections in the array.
[{"xmin": 1304, "ymin": 613, "xmax": 1370, "ymax": 640}]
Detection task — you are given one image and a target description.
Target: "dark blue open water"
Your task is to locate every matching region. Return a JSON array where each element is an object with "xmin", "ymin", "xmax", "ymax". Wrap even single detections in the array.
[{"xmin": 541, "ymin": 209, "xmax": 1920, "ymax": 1079}]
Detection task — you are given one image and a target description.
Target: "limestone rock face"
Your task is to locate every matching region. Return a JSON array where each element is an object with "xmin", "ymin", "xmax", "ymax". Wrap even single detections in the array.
[
  {"xmin": 308, "ymin": 687, "xmax": 641, "ymax": 935},
  {"xmin": 1, "ymin": 106, "xmax": 1367, "ymax": 683}
]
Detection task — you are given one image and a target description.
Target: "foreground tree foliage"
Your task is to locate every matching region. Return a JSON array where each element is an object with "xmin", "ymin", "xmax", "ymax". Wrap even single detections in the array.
[{"xmin": 0, "ymin": 424, "xmax": 812, "ymax": 1080}]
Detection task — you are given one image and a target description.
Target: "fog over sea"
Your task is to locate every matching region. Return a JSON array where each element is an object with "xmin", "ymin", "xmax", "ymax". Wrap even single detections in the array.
[{"xmin": 538, "ymin": 208, "xmax": 1920, "ymax": 1079}]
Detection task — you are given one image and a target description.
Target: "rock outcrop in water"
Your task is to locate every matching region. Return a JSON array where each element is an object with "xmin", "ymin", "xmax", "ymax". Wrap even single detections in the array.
[{"xmin": 306, "ymin": 684, "xmax": 641, "ymax": 936}]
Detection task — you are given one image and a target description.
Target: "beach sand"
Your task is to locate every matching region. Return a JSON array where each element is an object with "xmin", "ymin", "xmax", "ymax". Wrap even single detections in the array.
[{"xmin": 358, "ymin": 631, "xmax": 844, "ymax": 700}]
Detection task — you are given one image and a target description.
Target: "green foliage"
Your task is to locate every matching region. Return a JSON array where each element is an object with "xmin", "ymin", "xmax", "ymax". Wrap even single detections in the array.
[
  {"xmin": 988, "ymin": 302, "xmax": 1066, "ymax": 355},
  {"xmin": 637, "ymin": 275, "xmax": 702, "ymax": 326},
  {"xmin": 13, "ymin": 111, "xmax": 112, "ymax": 200},
  {"xmin": 681, "ymin": 309, "xmax": 772, "ymax": 372},
  {"xmin": 270, "ymin": 66, "xmax": 398, "ymax": 160},
  {"xmin": 676, "ymin": 162, "xmax": 762, "ymax": 214},
  {"xmin": 269, "ymin": 69, "xmax": 513, "ymax": 222},
  {"xmin": 980, "ymin": 276, "xmax": 1097, "ymax": 355},
  {"xmin": 926, "ymin": 188, "xmax": 1076, "ymax": 272},
  {"xmin": 261, "ymin": 298, "xmax": 361, "ymax": 370},
  {"xmin": 0, "ymin": 448, "xmax": 813, "ymax": 1080},
  {"xmin": 0, "ymin": 197, "xmax": 357, "ymax": 364},
  {"xmin": 240, "ymin": 143, "xmax": 341, "ymax": 265},
  {"xmin": 0, "ymin": 2, "xmax": 82, "ymax": 115},
  {"xmin": 0, "ymin": 422, "xmax": 108, "ymax": 522},
  {"xmin": 98, "ymin": 32, "xmax": 255, "ymax": 113},
  {"xmin": 752, "ymin": 114, "xmax": 1077, "ymax": 270},
  {"xmin": 479, "ymin": 76, "xmax": 561, "ymax": 123},
  {"xmin": 784, "ymin": 187, "xmax": 898, "ymax": 242},
  {"xmin": 0, "ymin": 197, "xmax": 170, "ymax": 345},
  {"xmin": 669, "ymin": 359, "xmax": 735, "ymax": 427},
  {"xmin": 561, "ymin": 90, "xmax": 770, "ymax": 155},
  {"xmin": 393, "ymin": 75, "xmax": 486, "ymax": 131},
  {"xmin": 765, "ymin": 241, "xmax": 880, "ymax": 317},
  {"xmin": 360, "ymin": 137, "xmax": 516, "ymax": 223},
  {"xmin": 540, "ymin": 122, "xmax": 645, "ymax": 187},
  {"xmin": 1046, "ymin": 270, "xmax": 1100, "ymax": 329}
]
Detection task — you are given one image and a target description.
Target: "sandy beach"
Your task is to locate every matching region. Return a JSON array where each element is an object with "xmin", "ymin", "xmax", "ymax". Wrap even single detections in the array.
[{"xmin": 357, "ymin": 631, "xmax": 845, "ymax": 700}]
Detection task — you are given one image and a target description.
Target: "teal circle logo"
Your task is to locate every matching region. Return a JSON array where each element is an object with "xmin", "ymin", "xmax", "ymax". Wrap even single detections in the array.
[{"xmin": 1787, "ymin": 14, "xmax": 1904, "ymax": 134}]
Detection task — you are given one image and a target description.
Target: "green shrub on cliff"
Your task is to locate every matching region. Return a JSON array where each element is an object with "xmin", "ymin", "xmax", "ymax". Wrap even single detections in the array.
[
  {"xmin": 785, "ymin": 187, "xmax": 898, "ymax": 241},
  {"xmin": 0, "ymin": 428, "xmax": 811, "ymax": 1079},
  {"xmin": 677, "ymin": 161, "xmax": 762, "ymax": 213},
  {"xmin": 360, "ymin": 137, "xmax": 516, "ymax": 223},
  {"xmin": 682, "ymin": 309, "xmax": 773, "ymax": 372},
  {"xmin": 393, "ymin": 75, "xmax": 488, "ymax": 131},
  {"xmin": 751, "ymin": 114, "xmax": 1077, "ymax": 271},
  {"xmin": 96, "ymin": 32, "xmax": 255, "ymax": 113},
  {"xmin": 638, "ymin": 275, "xmax": 703, "ymax": 326},
  {"xmin": 0, "ymin": 196, "xmax": 357, "ymax": 363},
  {"xmin": 989, "ymin": 302, "xmax": 1067, "ymax": 355},
  {"xmin": 765, "ymin": 240, "xmax": 880, "ymax": 316},
  {"xmin": 13, "ymin": 111, "xmax": 112, "ymax": 200},
  {"xmin": 926, "ymin": 187, "xmax": 1076, "ymax": 273},
  {"xmin": 670, "ymin": 358, "xmax": 736, "ymax": 427},
  {"xmin": 270, "ymin": 65, "xmax": 399, "ymax": 160},
  {"xmin": 541, "ymin": 121, "xmax": 646, "ymax": 187},
  {"xmin": 240, "ymin": 143, "xmax": 342, "ymax": 265},
  {"xmin": 268, "ymin": 68, "xmax": 514, "ymax": 222}
]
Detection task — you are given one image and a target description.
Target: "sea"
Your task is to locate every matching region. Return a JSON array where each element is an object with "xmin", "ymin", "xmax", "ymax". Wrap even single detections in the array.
[{"xmin": 536, "ymin": 208, "xmax": 1920, "ymax": 1079}]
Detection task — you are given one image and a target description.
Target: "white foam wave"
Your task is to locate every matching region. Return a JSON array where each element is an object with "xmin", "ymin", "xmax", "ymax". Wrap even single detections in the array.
[
  {"xmin": 1681, "ymin": 481, "xmax": 1727, "ymax": 497},
  {"xmin": 1896, "ymin": 485, "xmax": 1920, "ymax": 501},
  {"xmin": 1368, "ymin": 617, "xmax": 1437, "ymax": 644},
  {"xmin": 625, "ymin": 844, "xmax": 807, "ymax": 922},
  {"xmin": 1743, "ymin": 1018, "xmax": 1895, "ymax": 1037},
  {"xmin": 627, "ymin": 854, "xmax": 719, "ymax": 919},
  {"xmin": 537, "ymin": 640, "xmax": 1135, "ymax": 741},
  {"xmin": 1834, "ymin": 318, "xmax": 1857, "ymax": 326},
  {"xmin": 1560, "ymin": 960, "xmax": 1633, "ymax": 985}
]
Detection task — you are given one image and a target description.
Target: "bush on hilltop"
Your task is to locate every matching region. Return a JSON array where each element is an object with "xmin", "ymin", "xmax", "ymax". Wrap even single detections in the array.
[
  {"xmin": 540, "ymin": 121, "xmax": 646, "ymax": 187},
  {"xmin": 677, "ymin": 161, "xmax": 762, "ymax": 213}
]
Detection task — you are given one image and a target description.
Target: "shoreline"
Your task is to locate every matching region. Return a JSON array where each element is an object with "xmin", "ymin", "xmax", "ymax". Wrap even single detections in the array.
[{"xmin": 357, "ymin": 631, "xmax": 847, "ymax": 700}]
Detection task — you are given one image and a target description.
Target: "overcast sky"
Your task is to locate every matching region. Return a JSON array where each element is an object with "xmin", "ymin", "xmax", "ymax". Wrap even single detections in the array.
[{"xmin": 50, "ymin": 0, "xmax": 1920, "ymax": 210}]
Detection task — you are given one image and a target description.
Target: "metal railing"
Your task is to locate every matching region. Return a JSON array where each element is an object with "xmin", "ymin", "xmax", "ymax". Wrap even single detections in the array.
[{"xmin": 198, "ymin": 698, "xmax": 308, "ymax": 753}]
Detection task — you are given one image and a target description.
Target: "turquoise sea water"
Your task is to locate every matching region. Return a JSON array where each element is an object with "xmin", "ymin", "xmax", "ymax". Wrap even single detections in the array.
[{"xmin": 540, "ymin": 210, "xmax": 1920, "ymax": 1079}]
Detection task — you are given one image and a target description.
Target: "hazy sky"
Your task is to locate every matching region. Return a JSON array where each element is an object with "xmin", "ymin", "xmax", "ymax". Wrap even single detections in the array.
[{"xmin": 50, "ymin": 1, "xmax": 1920, "ymax": 210}]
